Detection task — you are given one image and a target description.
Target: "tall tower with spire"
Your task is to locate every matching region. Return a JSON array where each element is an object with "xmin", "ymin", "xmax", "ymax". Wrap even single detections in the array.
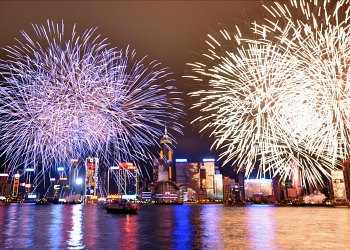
[
  {"xmin": 159, "ymin": 126, "xmax": 173, "ymax": 164},
  {"xmin": 153, "ymin": 126, "xmax": 174, "ymax": 182}
]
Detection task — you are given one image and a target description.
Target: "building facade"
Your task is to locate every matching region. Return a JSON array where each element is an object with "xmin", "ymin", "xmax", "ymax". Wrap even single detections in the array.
[
  {"xmin": 153, "ymin": 127, "xmax": 174, "ymax": 183},
  {"xmin": 109, "ymin": 162, "xmax": 139, "ymax": 200},
  {"xmin": 151, "ymin": 128, "xmax": 181, "ymax": 202},
  {"xmin": 223, "ymin": 176, "xmax": 235, "ymax": 202},
  {"xmin": 175, "ymin": 159, "xmax": 223, "ymax": 201},
  {"xmin": 342, "ymin": 160, "xmax": 350, "ymax": 201},
  {"xmin": 330, "ymin": 170, "xmax": 347, "ymax": 202},
  {"xmin": 244, "ymin": 179, "xmax": 273, "ymax": 203},
  {"xmin": 0, "ymin": 173, "xmax": 11, "ymax": 198},
  {"xmin": 85, "ymin": 157, "xmax": 99, "ymax": 197}
]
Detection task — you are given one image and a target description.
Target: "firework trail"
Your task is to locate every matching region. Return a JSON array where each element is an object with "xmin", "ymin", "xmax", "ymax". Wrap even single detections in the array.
[
  {"xmin": 258, "ymin": 0, "xmax": 350, "ymax": 184},
  {"xmin": 187, "ymin": 0, "xmax": 350, "ymax": 185},
  {"xmin": 0, "ymin": 20, "xmax": 183, "ymax": 175}
]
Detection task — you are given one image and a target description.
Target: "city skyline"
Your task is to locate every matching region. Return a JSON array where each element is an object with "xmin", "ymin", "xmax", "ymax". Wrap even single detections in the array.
[
  {"xmin": 3, "ymin": 1, "xmax": 347, "ymax": 185},
  {"xmin": 0, "ymin": 2, "xmax": 350, "ymax": 249}
]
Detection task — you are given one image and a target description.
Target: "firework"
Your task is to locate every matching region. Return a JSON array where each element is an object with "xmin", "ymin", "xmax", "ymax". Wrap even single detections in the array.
[
  {"xmin": 0, "ymin": 20, "xmax": 183, "ymax": 173},
  {"xmin": 188, "ymin": 0, "xmax": 350, "ymax": 185},
  {"xmin": 259, "ymin": 0, "xmax": 350, "ymax": 184}
]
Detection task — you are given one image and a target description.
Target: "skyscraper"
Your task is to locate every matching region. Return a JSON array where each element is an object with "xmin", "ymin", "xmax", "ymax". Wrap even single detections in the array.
[
  {"xmin": 342, "ymin": 160, "xmax": 350, "ymax": 201},
  {"xmin": 175, "ymin": 159, "xmax": 223, "ymax": 201},
  {"xmin": 85, "ymin": 157, "xmax": 99, "ymax": 197},
  {"xmin": 330, "ymin": 170, "xmax": 347, "ymax": 202},
  {"xmin": 153, "ymin": 126, "xmax": 173, "ymax": 182},
  {"xmin": 114, "ymin": 162, "xmax": 139, "ymax": 199}
]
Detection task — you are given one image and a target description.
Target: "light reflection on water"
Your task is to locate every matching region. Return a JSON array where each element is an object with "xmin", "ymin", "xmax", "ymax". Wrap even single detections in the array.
[
  {"xmin": 0, "ymin": 204, "xmax": 349, "ymax": 249},
  {"xmin": 246, "ymin": 205, "xmax": 276, "ymax": 250},
  {"xmin": 173, "ymin": 205, "xmax": 195, "ymax": 249},
  {"xmin": 68, "ymin": 205, "xmax": 84, "ymax": 249},
  {"xmin": 49, "ymin": 204, "xmax": 62, "ymax": 249},
  {"xmin": 200, "ymin": 205, "xmax": 223, "ymax": 249}
]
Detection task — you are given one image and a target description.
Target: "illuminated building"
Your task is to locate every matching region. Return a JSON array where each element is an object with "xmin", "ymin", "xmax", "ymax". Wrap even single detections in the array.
[
  {"xmin": 49, "ymin": 159, "xmax": 83, "ymax": 201},
  {"xmin": 55, "ymin": 166, "xmax": 71, "ymax": 199},
  {"xmin": 153, "ymin": 181, "xmax": 181, "ymax": 203},
  {"xmin": 342, "ymin": 160, "xmax": 350, "ymax": 201},
  {"xmin": 12, "ymin": 173, "xmax": 20, "ymax": 198},
  {"xmin": 153, "ymin": 127, "xmax": 173, "ymax": 182},
  {"xmin": 176, "ymin": 160, "xmax": 200, "ymax": 200},
  {"xmin": 0, "ymin": 172, "xmax": 11, "ymax": 198},
  {"xmin": 330, "ymin": 170, "xmax": 347, "ymax": 202},
  {"xmin": 291, "ymin": 164, "xmax": 302, "ymax": 197},
  {"xmin": 25, "ymin": 193, "xmax": 38, "ymax": 201},
  {"xmin": 278, "ymin": 164, "xmax": 303, "ymax": 201},
  {"xmin": 69, "ymin": 158, "xmax": 81, "ymax": 195},
  {"xmin": 151, "ymin": 128, "xmax": 182, "ymax": 203},
  {"xmin": 24, "ymin": 168, "xmax": 35, "ymax": 194},
  {"xmin": 244, "ymin": 179, "xmax": 273, "ymax": 203},
  {"xmin": 272, "ymin": 178, "xmax": 282, "ymax": 202},
  {"xmin": 57, "ymin": 167, "xmax": 68, "ymax": 182},
  {"xmin": 175, "ymin": 159, "xmax": 223, "ymax": 202},
  {"xmin": 85, "ymin": 157, "xmax": 100, "ymax": 197},
  {"xmin": 223, "ymin": 176, "xmax": 239, "ymax": 202},
  {"xmin": 48, "ymin": 177, "xmax": 58, "ymax": 199},
  {"xmin": 140, "ymin": 191, "xmax": 152, "ymax": 202},
  {"xmin": 109, "ymin": 162, "xmax": 139, "ymax": 200},
  {"xmin": 200, "ymin": 160, "xmax": 216, "ymax": 199},
  {"xmin": 213, "ymin": 172, "xmax": 223, "ymax": 200}
]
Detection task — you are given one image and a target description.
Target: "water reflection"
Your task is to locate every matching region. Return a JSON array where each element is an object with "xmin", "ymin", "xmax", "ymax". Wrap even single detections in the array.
[
  {"xmin": 200, "ymin": 205, "xmax": 223, "ymax": 249},
  {"xmin": 18, "ymin": 204, "xmax": 34, "ymax": 248},
  {"xmin": 172, "ymin": 204, "xmax": 225, "ymax": 249},
  {"xmin": 272, "ymin": 207, "xmax": 350, "ymax": 249},
  {"xmin": 68, "ymin": 204, "xmax": 84, "ymax": 249},
  {"xmin": 219, "ymin": 206, "xmax": 250, "ymax": 249},
  {"xmin": 246, "ymin": 205, "xmax": 276, "ymax": 250},
  {"xmin": 119, "ymin": 214, "xmax": 139, "ymax": 248},
  {"xmin": 4, "ymin": 204, "xmax": 20, "ymax": 248},
  {"xmin": 106, "ymin": 209, "xmax": 139, "ymax": 249},
  {"xmin": 172, "ymin": 205, "xmax": 193, "ymax": 250},
  {"xmin": 0, "ymin": 204, "xmax": 4, "ymax": 244},
  {"xmin": 82, "ymin": 205, "xmax": 97, "ymax": 249},
  {"xmin": 0, "ymin": 204, "xmax": 349, "ymax": 249},
  {"xmin": 137, "ymin": 205, "xmax": 174, "ymax": 249},
  {"xmin": 49, "ymin": 205, "xmax": 63, "ymax": 249}
]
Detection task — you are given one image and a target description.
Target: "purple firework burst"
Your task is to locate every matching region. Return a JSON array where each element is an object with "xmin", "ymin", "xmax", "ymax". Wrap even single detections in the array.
[{"xmin": 0, "ymin": 20, "xmax": 183, "ymax": 173}]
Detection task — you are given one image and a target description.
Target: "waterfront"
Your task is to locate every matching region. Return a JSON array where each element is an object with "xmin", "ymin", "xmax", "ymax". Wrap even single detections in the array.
[{"xmin": 0, "ymin": 204, "xmax": 349, "ymax": 249}]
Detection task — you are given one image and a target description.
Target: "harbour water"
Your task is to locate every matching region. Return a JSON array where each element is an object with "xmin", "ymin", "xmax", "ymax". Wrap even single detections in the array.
[{"xmin": 0, "ymin": 203, "xmax": 349, "ymax": 249}]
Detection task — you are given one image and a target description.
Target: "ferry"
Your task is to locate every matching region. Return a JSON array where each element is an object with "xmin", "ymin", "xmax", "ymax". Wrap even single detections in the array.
[{"xmin": 104, "ymin": 199, "xmax": 138, "ymax": 214}]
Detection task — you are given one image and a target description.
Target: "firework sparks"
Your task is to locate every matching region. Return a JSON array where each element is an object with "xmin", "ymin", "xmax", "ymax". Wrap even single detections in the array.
[
  {"xmin": 0, "ymin": 20, "xmax": 183, "ymax": 173},
  {"xmin": 188, "ymin": 0, "xmax": 350, "ymax": 185}
]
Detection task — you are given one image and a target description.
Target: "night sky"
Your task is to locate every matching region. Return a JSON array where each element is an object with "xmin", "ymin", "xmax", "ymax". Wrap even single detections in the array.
[{"xmin": 0, "ymin": 1, "xmax": 263, "ymax": 170}]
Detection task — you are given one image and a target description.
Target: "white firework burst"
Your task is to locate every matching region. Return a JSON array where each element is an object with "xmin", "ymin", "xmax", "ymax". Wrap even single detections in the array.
[
  {"xmin": 0, "ymin": 20, "xmax": 183, "ymax": 173},
  {"xmin": 259, "ymin": 0, "xmax": 350, "ymax": 183},
  {"xmin": 188, "ymin": 0, "xmax": 350, "ymax": 185}
]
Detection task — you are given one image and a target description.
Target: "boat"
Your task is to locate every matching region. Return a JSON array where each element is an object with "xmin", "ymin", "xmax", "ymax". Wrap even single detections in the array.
[{"xmin": 104, "ymin": 200, "xmax": 138, "ymax": 214}]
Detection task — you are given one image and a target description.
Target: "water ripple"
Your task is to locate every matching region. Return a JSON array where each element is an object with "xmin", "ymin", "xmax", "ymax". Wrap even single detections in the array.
[{"xmin": 0, "ymin": 204, "xmax": 349, "ymax": 249}]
